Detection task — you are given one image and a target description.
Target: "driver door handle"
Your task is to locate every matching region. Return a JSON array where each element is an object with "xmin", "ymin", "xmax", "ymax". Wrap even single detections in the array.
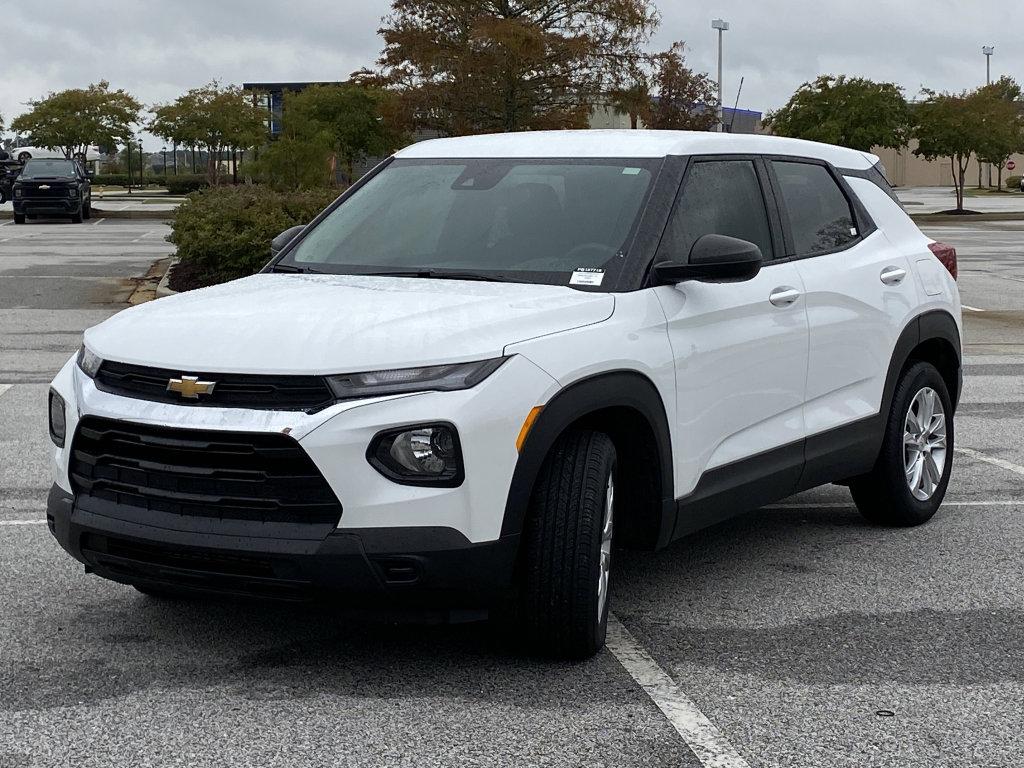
[
  {"xmin": 769, "ymin": 287, "xmax": 801, "ymax": 307},
  {"xmin": 880, "ymin": 266, "xmax": 907, "ymax": 285}
]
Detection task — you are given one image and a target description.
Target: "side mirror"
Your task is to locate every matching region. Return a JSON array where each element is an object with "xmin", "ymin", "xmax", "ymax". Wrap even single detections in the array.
[
  {"xmin": 652, "ymin": 234, "xmax": 763, "ymax": 285},
  {"xmin": 85, "ymin": 170, "xmax": 95, "ymax": 180},
  {"xmin": 271, "ymin": 224, "xmax": 305, "ymax": 257}
]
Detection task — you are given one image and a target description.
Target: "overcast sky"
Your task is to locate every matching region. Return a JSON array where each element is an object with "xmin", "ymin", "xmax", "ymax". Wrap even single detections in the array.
[{"xmin": 2, "ymin": 0, "xmax": 1017, "ymax": 149}]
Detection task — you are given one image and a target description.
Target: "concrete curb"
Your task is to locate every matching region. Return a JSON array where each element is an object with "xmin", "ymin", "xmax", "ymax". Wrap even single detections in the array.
[
  {"xmin": 0, "ymin": 207, "xmax": 175, "ymax": 221},
  {"xmin": 910, "ymin": 211, "xmax": 1024, "ymax": 224},
  {"xmin": 156, "ymin": 257, "xmax": 180, "ymax": 298}
]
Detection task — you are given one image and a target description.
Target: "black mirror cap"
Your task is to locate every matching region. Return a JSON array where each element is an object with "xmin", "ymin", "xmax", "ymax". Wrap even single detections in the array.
[
  {"xmin": 270, "ymin": 224, "xmax": 306, "ymax": 257},
  {"xmin": 652, "ymin": 234, "xmax": 763, "ymax": 285},
  {"xmin": 85, "ymin": 170, "xmax": 95, "ymax": 179}
]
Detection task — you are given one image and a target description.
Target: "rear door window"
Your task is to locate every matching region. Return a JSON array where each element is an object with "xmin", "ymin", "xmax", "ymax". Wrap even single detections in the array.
[{"xmin": 772, "ymin": 161, "xmax": 858, "ymax": 256}]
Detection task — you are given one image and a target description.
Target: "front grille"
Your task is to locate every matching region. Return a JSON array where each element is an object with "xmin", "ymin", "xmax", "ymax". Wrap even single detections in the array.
[
  {"xmin": 95, "ymin": 360, "xmax": 335, "ymax": 412},
  {"xmin": 22, "ymin": 184, "xmax": 70, "ymax": 199},
  {"xmin": 69, "ymin": 416, "xmax": 342, "ymax": 528},
  {"xmin": 79, "ymin": 533, "xmax": 311, "ymax": 599}
]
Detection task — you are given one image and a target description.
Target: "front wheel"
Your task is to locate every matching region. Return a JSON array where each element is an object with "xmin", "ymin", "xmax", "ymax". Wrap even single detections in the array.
[
  {"xmin": 82, "ymin": 200, "xmax": 91, "ymax": 220},
  {"xmin": 850, "ymin": 361, "xmax": 954, "ymax": 526},
  {"xmin": 519, "ymin": 429, "xmax": 616, "ymax": 658},
  {"xmin": 13, "ymin": 213, "xmax": 25, "ymax": 225},
  {"xmin": 70, "ymin": 207, "xmax": 83, "ymax": 223}
]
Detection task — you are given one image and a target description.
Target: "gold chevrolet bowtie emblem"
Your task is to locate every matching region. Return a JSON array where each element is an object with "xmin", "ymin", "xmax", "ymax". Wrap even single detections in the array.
[{"xmin": 166, "ymin": 375, "xmax": 216, "ymax": 399}]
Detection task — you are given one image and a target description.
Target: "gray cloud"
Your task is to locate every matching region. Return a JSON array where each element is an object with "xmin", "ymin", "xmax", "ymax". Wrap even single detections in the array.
[{"xmin": 2, "ymin": 0, "xmax": 1017, "ymax": 148}]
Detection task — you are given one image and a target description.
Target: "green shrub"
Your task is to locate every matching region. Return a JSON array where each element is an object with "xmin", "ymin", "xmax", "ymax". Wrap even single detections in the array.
[
  {"xmin": 168, "ymin": 185, "xmax": 340, "ymax": 287},
  {"xmin": 1006, "ymin": 174, "xmax": 1022, "ymax": 190},
  {"xmin": 164, "ymin": 174, "xmax": 209, "ymax": 195}
]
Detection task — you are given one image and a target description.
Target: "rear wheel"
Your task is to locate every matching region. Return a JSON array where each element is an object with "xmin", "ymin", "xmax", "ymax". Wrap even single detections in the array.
[
  {"xmin": 519, "ymin": 429, "xmax": 616, "ymax": 658},
  {"xmin": 850, "ymin": 361, "xmax": 953, "ymax": 526}
]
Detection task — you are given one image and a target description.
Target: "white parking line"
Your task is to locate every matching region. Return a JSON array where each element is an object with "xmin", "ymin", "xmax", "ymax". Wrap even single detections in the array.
[
  {"xmin": 607, "ymin": 614, "xmax": 751, "ymax": 768},
  {"xmin": 92, "ymin": 218, "xmax": 106, "ymax": 226},
  {"xmin": 955, "ymin": 446, "xmax": 1024, "ymax": 478},
  {"xmin": 0, "ymin": 520, "xmax": 47, "ymax": 526},
  {"xmin": 962, "ymin": 304, "xmax": 986, "ymax": 312},
  {"xmin": 0, "ymin": 384, "xmax": 12, "ymax": 399}
]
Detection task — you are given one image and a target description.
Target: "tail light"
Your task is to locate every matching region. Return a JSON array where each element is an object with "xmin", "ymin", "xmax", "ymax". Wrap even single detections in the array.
[{"xmin": 928, "ymin": 242, "xmax": 957, "ymax": 281}]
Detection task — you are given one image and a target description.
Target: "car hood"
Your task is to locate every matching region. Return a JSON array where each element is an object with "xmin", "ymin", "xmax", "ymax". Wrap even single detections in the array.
[{"xmin": 84, "ymin": 273, "xmax": 614, "ymax": 374}]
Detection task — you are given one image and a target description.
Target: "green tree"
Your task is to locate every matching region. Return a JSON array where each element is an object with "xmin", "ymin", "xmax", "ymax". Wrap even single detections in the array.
[
  {"xmin": 913, "ymin": 89, "xmax": 989, "ymax": 212},
  {"xmin": 646, "ymin": 42, "xmax": 718, "ymax": 131},
  {"xmin": 286, "ymin": 83, "xmax": 403, "ymax": 182},
  {"xmin": 609, "ymin": 65, "xmax": 651, "ymax": 129},
  {"xmin": 766, "ymin": 75, "xmax": 910, "ymax": 152},
  {"xmin": 973, "ymin": 76, "xmax": 1024, "ymax": 190},
  {"xmin": 248, "ymin": 114, "xmax": 334, "ymax": 192},
  {"xmin": 10, "ymin": 81, "xmax": 141, "ymax": 158},
  {"xmin": 150, "ymin": 82, "xmax": 266, "ymax": 185},
  {"xmin": 379, "ymin": 0, "xmax": 658, "ymax": 135}
]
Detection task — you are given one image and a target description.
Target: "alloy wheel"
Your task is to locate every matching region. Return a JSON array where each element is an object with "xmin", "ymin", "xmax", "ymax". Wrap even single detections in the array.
[{"xmin": 903, "ymin": 386, "xmax": 947, "ymax": 501}]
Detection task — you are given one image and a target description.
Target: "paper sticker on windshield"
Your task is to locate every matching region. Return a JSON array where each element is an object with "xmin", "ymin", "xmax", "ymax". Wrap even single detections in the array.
[
  {"xmin": 622, "ymin": 167, "xmax": 643, "ymax": 175},
  {"xmin": 570, "ymin": 268, "xmax": 605, "ymax": 286}
]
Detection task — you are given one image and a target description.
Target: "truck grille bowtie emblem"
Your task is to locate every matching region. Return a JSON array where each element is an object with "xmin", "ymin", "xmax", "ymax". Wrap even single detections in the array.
[{"xmin": 166, "ymin": 375, "xmax": 216, "ymax": 399}]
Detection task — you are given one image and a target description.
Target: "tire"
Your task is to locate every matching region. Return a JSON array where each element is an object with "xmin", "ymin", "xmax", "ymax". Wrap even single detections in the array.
[
  {"xmin": 519, "ymin": 429, "xmax": 617, "ymax": 658},
  {"xmin": 70, "ymin": 208, "xmax": 83, "ymax": 223},
  {"xmin": 850, "ymin": 361, "xmax": 954, "ymax": 526},
  {"xmin": 13, "ymin": 214, "xmax": 24, "ymax": 225},
  {"xmin": 82, "ymin": 200, "xmax": 91, "ymax": 220}
]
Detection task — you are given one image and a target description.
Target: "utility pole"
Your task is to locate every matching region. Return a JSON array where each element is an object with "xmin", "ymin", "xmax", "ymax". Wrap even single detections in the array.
[
  {"xmin": 712, "ymin": 19, "xmax": 729, "ymax": 132},
  {"xmin": 983, "ymin": 46, "xmax": 994, "ymax": 187}
]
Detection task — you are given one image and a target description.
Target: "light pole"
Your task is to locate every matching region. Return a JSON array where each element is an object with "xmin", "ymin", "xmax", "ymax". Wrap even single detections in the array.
[
  {"xmin": 712, "ymin": 19, "xmax": 730, "ymax": 132},
  {"xmin": 162, "ymin": 146, "xmax": 167, "ymax": 179},
  {"xmin": 983, "ymin": 46, "xmax": 994, "ymax": 186}
]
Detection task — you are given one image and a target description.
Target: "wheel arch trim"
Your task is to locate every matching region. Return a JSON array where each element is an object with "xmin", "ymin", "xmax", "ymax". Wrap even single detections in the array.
[{"xmin": 499, "ymin": 370, "xmax": 675, "ymax": 548}]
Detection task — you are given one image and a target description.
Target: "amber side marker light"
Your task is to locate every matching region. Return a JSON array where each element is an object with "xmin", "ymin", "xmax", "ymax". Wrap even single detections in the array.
[{"xmin": 516, "ymin": 406, "xmax": 544, "ymax": 452}]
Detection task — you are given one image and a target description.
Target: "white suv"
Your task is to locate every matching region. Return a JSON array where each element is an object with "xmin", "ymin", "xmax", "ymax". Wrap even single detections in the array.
[{"xmin": 47, "ymin": 131, "xmax": 962, "ymax": 658}]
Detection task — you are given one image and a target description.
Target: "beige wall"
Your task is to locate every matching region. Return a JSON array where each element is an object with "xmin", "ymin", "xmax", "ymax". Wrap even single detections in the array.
[{"xmin": 873, "ymin": 139, "xmax": 1024, "ymax": 188}]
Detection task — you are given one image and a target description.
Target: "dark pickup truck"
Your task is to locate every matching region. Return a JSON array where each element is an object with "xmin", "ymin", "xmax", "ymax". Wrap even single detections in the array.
[{"xmin": 12, "ymin": 157, "xmax": 93, "ymax": 224}]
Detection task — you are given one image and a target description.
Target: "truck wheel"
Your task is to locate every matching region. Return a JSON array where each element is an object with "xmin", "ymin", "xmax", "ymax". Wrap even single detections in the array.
[
  {"xmin": 13, "ymin": 214, "xmax": 25, "ymax": 225},
  {"xmin": 82, "ymin": 200, "xmax": 91, "ymax": 220},
  {"xmin": 519, "ymin": 429, "xmax": 616, "ymax": 658},
  {"xmin": 850, "ymin": 361, "xmax": 953, "ymax": 526},
  {"xmin": 70, "ymin": 208, "xmax": 83, "ymax": 224}
]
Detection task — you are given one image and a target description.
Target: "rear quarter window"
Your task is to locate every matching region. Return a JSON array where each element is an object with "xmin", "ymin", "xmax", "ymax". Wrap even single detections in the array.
[{"xmin": 772, "ymin": 161, "xmax": 858, "ymax": 256}]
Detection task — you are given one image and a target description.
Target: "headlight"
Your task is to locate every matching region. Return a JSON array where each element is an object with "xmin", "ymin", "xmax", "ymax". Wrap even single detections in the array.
[
  {"xmin": 49, "ymin": 389, "xmax": 66, "ymax": 447},
  {"xmin": 68, "ymin": 188, "xmax": 78, "ymax": 198},
  {"xmin": 326, "ymin": 357, "xmax": 507, "ymax": 400},
  {"xmin": 368, "ymin": 423, "xmax": 463, "ymax": 486},
  {"xmin": 76, "ymin": 345, "xmax": 102, "ymax": 378}
]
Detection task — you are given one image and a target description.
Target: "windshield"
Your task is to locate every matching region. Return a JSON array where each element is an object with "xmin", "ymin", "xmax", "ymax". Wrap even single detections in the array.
[
  {"xmin": 280, "ymin": 158, "xmax": 659, "ymax": 288},
  {"xmin": 20, "ymin": 159, "xmax": 78, "ymax": 178}
]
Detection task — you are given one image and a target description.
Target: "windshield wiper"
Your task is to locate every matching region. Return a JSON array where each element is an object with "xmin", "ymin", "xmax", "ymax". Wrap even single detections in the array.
[
  {"xmin": 269, "ymin": 263, "xmax": 321, "ymax": 274},
  {"xmin": 361, "ymin": 269, "xmax": 501, "ymax": 282}
]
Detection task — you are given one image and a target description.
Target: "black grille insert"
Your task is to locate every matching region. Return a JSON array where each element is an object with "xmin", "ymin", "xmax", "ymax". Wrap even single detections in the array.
[
  {"xmin": 70, "ymin": 416, "xmax": 342, "ymax": 528},
  {"xmin": 94, "ymin": 360, "xmax": 335, "ymax": 412}
]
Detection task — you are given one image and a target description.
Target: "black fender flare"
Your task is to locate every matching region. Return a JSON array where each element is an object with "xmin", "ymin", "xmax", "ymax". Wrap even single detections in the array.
[
  {"xmin": 499, "ymin": 370, "xmax": 676, "ymax": 548},
  {"xmin": 881, "ymin": 309, "xmax": 962, "ymax": 419}
]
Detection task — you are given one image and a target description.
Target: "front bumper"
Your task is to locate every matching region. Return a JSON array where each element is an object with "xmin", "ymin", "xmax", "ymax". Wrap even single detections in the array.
[
  {"xmin": 14, "ymin": 198, "xmax": 80, "ymax": 215},
  {"xmin": 47, "ymin": 485, "xmax": 519, "ymax": 605}
]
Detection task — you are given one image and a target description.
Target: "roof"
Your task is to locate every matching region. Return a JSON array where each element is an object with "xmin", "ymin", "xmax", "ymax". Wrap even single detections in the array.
[{"xmin": 395, "ymin": 130, "xmax": 877, "ymax": 170}]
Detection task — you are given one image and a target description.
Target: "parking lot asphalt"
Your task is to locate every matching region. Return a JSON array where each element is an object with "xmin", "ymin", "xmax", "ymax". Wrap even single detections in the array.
[{"xmin": 1, "ymin": 219, "xmax": 1022, "ymax": 767}]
